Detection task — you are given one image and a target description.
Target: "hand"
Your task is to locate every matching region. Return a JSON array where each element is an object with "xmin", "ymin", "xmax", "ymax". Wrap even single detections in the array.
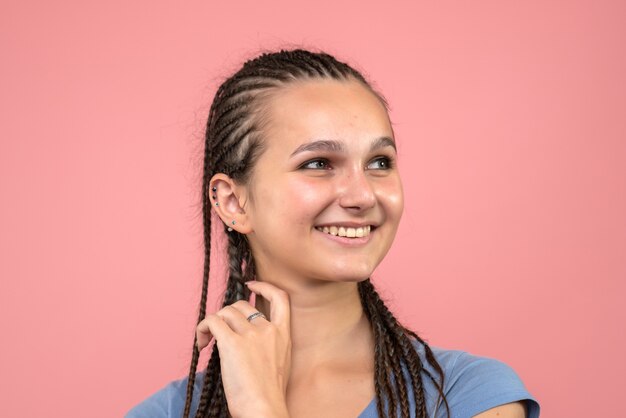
[{"xmin": 196, "ymin": 281, "xmax": 292, "ymax": 418}]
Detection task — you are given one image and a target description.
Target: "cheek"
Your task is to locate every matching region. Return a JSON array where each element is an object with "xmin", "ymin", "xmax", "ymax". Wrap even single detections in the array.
[
  {"xmin": 288, "ymin": 177, "xmax": 322, "ymax": 205},
  {"xmin": 264, "ymin": 177, "xmax": 332, "ymax": 228},
  {"xmin": 389, "ymin": 189, "xmax": 404, "ymax": 217},
  {"xmin": 378, "ymin": 177, "xmax": 404, "ymax": 218}
]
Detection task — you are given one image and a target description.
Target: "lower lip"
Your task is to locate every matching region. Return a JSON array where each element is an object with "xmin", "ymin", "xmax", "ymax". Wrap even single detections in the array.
[{"xmin": 314, "ymin": 227, "xmax": 374, "ymax": 246}]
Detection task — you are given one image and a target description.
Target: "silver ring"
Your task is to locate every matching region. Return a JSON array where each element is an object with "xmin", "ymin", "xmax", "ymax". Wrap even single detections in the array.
[{"xmin": 246, "ymin": 311, "xmax": 266, "ymax": 322}]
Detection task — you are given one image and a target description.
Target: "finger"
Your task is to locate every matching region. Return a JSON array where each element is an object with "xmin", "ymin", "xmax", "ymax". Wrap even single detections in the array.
[
  {"xmin": 245, "ymin": 281, "xmax": 290, "ymax": 332},
  {"xmin": 217, "ymin": 304, "xmax": 264, "ymax": 335},
  {"xmin": 229, "ymin": 300, "xmax": 269, "ymax": 324},
  {"xmin": 195, "ymin": 314, "xmax": 235, "ymax": 351}
]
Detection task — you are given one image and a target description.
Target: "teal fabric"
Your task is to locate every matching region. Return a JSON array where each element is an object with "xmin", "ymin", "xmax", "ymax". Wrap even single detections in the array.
[{"xmin": 126, "ymin": 341, "xmax": 539, "ymax": 418}]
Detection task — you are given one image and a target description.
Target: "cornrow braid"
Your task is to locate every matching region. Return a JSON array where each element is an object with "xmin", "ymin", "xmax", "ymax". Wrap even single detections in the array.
[
  {"xmin": 195, "ymin": 343, "xmax": 221, "ymax": 414},
  {"xmin": 367, "ymin": 300, "xmax": 400, "ymax": 417},
  {"xmin": 359, "ymin": 279, "xmax": 451, "ymax": 418},
  {"xmin": 182, "ymin": 164, "xmax": 214, "ymax": 418},
  {"xmin": 183, "ymin": 48, "xmax": 449, "ymax": 418}
]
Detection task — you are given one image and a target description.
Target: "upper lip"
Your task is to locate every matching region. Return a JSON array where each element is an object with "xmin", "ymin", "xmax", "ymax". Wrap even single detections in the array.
[{"xmin": 315, "ymin": 222, "xmax": 379, "ymax": 228}]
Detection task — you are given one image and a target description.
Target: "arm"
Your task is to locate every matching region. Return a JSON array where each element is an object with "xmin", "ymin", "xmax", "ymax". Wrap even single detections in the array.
[
  {"xmin": 473, "ymin": 401, "xmax": 527, "ymax": 418},
  {"xmin": 438, "ymin": 349, "xmax": 539, "ymax": 418}
]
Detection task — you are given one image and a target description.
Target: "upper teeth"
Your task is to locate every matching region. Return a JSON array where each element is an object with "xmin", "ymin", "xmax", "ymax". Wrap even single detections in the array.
[{"xmin": 315, "ymin": 225, "xmax": 372, "ymax": 237}]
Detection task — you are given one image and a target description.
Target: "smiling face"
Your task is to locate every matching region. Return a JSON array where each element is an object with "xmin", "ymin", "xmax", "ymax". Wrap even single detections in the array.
[{"xmin": 241, "ymin": 78, "xmax": 404, "ymax": 284}]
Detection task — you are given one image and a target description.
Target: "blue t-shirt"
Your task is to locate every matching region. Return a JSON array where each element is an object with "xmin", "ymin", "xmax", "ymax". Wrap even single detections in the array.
[{"xmin": 126, "ymin": 341, "xmax": 540, "ymax": 418}]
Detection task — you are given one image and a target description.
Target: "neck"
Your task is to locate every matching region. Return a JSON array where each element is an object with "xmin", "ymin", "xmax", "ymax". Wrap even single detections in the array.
[{"xmin": 252, "ymin": 273, "xmax": 373, "ymax": 369}]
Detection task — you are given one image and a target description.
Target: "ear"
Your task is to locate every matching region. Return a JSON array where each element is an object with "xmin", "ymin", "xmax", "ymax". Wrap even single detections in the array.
[{"xmin": 209, "ymin": 173, "xmax": 253, "ymax": 234}]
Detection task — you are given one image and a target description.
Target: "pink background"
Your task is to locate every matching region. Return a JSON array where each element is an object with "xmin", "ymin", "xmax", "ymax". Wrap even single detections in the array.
[{"xmin": 1, "ymin": 1, "xmax": 624, "ymax": 417}]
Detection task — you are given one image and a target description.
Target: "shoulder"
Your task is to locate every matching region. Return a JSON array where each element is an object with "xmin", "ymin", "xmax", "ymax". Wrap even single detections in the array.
[
  {"xmin": 409, "ymin": 340, "xmax": 540, "ymax": 418},
  {"xmin": 124, "ymin": 372, "xmax": 204, "ymax": 418}
]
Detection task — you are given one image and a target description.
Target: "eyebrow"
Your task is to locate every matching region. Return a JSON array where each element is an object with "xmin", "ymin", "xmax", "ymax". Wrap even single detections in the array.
[{"xmin": 289, "ymin": 136, "xmax": 397, "ymax": 158}]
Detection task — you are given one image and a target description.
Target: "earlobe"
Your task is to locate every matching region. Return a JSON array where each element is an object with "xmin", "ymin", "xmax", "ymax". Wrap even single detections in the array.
[{"xmin": 209, "ymin": 174, "xmax": 253, "ymax": 234}]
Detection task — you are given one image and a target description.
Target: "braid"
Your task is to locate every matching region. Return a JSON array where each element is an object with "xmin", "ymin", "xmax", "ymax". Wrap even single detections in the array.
[
  {"xmin": 194, "ymin": 273, "xmax": 246, "ymax": 417},
  {"xmin": 358, "ymin": 279, "xmax": 450, "ymax": 418},
  {"xmin": 182, "ymin": 112, "xmax": 215, "ymax": 418},
  {"xmin": 195, "ymin": 345, "xmax": 221, "ymax": 415},
  {"xmin": 370, "ymin": 304, "xmax": 400, "ymax": 417},
  {"xmin": 224, "ymin": 230, "xmax": 254, "ymax": 303},
  {"xmin": 383, "ymin": 327, "xmax": 411, "ymax": 417},
  {"xmin": 184, "ymin": 48, "xmax": 449, "ymax": 418}
]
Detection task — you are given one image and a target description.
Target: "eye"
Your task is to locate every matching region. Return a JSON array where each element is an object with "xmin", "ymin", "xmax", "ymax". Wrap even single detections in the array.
[
  {"xmin": 368, "ymin": 156, "xmax": 394, "ymax": 170},
  {"xmin": 299, "ymin": 158, "xmax": 331, "ymax": 170}
]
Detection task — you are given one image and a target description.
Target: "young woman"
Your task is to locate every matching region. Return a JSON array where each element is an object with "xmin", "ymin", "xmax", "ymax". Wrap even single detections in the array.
[{"xmin": 126, "ymin": 49, "xmax": 540, "ymax": 418}]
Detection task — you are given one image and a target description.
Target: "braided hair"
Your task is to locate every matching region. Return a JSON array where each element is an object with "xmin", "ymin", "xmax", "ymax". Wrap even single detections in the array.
[{"xmin": 183, "ymin": 49, "xmax": 450, "ymax": 418}]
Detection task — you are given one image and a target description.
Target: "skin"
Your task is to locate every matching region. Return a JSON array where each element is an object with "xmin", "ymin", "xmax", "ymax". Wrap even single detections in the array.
[{"xmin": 196, "ymin": 79, "xmax": 526, "ymax": 418}]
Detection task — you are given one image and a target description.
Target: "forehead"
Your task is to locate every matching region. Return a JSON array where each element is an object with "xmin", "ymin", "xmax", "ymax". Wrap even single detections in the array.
[{"xmin": 261, "ymin": 78, "xmax": 393, "ymax": 152}]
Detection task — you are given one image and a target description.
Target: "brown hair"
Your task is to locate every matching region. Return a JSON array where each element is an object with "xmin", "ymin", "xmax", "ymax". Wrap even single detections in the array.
[{"xmin": 184, "ymin": 48, "xmax": 449, "ymax": 418}]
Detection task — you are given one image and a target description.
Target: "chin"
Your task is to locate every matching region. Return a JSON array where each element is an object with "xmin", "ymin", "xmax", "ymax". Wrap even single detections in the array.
[
  {"xmin": 323, "ymin": 266, "xmax": 376, "ymax": 283},
  {"xmin": 332, "ymin": 275, "xmax": 371, "ymax": 283}
]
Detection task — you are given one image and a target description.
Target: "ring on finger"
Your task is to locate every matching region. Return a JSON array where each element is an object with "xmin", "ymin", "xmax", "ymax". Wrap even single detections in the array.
[{"xmin": 246, "ymin": 311, "xmax": 266, "ymax": 322}]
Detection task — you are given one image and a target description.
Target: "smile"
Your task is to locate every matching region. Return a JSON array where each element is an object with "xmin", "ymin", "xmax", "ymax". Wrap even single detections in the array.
[{"xmin": 314, "ymin": 225, "xmax": 372, "ymax": 237}]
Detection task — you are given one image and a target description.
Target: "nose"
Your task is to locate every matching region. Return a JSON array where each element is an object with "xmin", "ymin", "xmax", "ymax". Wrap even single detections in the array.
[{"xmin": 337, "ymin": 168, "xmax": 377, "ymax": 212}]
